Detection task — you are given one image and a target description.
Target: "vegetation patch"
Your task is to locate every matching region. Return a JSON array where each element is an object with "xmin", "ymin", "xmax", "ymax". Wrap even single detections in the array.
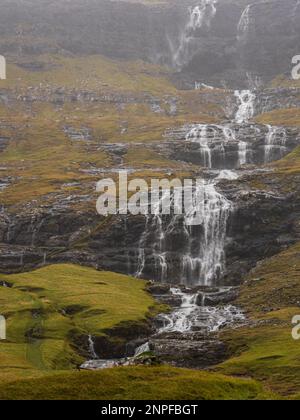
[
  {"xmin": 0, "ymin": 366, "xmax": 272, "ymax": 400},
  {"xmin": 0, "ymin": 264, "xmax": 156, "ymax": 383},
  {"xmin": 216, "ymin": 243, "xmax": 300, "ymax": 398}
]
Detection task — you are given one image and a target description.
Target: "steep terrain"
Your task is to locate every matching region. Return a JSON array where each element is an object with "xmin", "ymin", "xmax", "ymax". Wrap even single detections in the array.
[
  {"xmin": 1, "ymin": 0, "xmax": 300, "ymax": 87},
  {"xmin": 1, "ymin": 0, "xmax": 300, "ymax": 400}
]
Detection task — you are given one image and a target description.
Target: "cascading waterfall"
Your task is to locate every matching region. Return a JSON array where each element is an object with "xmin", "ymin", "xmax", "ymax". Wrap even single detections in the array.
[
  {"xmin": 234, "ymin": 90, "xmax": 256, "ymax": 124},
  {"xmin": 183, "ymin": 181, "xmax": 232, "ymax": 285},
  {"xmin": 238, "ymin": 141, "xmax": 248, "ymax": 166},
  {"xmin": 136, "ymin": 180, "xmax": 232, "ymax": 286},
  {"xmin": 188, "ymin": 1, "xmax": 217, "ymax": 30},
  {"xmin": 82, "ymin": 86, "xmax": 294, "ymax": 371},
  {"xmin": 265, "ymin": 125, "xmax": 287, "ymax": 163},
  {"xmin": 185, "ymin": 122, "xmax": 251, "ymax": 168},
  {"xmin": 158, "ymin": 288, "xmax": 244, "ymax": 334},
  {"xmin": 172, "ymin": 1, "xmax": 217, "ymax": 68},
  {"xmin": 186, "ymin": 124, "xmax": 213, "ymax": 168},
  {"xmin": 237, "ymin": 4, "xmax": 253, "ymax": 41}
]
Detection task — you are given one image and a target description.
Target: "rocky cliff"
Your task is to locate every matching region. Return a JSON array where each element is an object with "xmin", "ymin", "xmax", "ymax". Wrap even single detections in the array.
[{"xmin": 1, "ymin": 0, "xmax": 300, "ymax": 88}]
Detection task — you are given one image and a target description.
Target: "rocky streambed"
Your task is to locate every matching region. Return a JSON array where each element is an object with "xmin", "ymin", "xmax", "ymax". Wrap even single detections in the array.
[{"xmin": 81, "ymin": 285, "xmax": 244, "ymax": 370}]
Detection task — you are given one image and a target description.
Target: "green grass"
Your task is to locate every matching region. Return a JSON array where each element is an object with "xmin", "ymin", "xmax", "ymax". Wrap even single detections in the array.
[
  {"xmin": 0, "ymin": 264, "xmax": 156, "ymax": 383},
  {"xmin": 216, "ymin": 243, "xmax": 300, "ymax": 398},
  {"xmin": 255, "ymin": 108, "xmax": 300, "ymax": 127},
  {"xmin": 0, "ymin": 264, "xmax": 275, "ymax": 401},
  {"xmin": 0, "ymin": 366, "xmax": 272, "ymax": 400},
  {"xmin": 3, "ymin": 55, "xmax": 177, "ymax": 96},
  {"xmin": 0, "ymin": 52, "xmax": 228, "ymax": 207}
]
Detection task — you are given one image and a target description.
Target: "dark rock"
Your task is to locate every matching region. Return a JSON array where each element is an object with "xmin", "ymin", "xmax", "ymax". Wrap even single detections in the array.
[
  {"xmin": 196, "ymin": 288, "xmax": 239, "ymax": 307},
  {"xmin": 149, "ymin": 332, "xmax": 227, "ymax": 368}
]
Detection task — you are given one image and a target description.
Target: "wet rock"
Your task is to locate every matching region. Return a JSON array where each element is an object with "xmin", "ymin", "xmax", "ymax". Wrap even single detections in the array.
[
  {"xmin": 149, "ymin": 333, "xmax": 227, "ymax": 369},
  {"xmin": 164, "ymin": 122, "xmax": 300, "ymax": 170},
  {"xmin": 196, "ymin": 288, "xmax": 239, "ymax": 307},
  {"xmin": 147, "ymin": 283, "xmax": 171, "ymax": 295}
]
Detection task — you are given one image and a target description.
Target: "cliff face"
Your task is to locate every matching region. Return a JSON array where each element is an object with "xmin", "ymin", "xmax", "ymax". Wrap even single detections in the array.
[
  {"xmin": 0, "ymin": 0, "xmax": 300, "ymax": 87},
  {"xmin": 0, "ymin": 0, "xmax": 300, "ymax": 286}
]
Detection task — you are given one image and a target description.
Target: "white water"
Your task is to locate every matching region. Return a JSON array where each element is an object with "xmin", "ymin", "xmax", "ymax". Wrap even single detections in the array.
[
  {"xmin": 158, "ymin": 288, "xmax": 244, "ymax": 334},
  {"xmin": 238, "ymin": 141, "xmax": 248, "ymax": 166},
  {"xmin": 185, "ymin": 123, "xmax": 251, "ymax": 168},
  {"xmin": 88, "ymin": 335, "xmax": 98, "ymax": 360},
  {"xmin": 235, "ymin": 90, "xmax": 256, "ymax": 124},
  {"xmin": 216, "ymin": 170, "xmax": 239, "ymax": 180},
  {"xmin": 237, "ymin": 4, "xmax": 254, "ymax": 41},
  {"xmin": 264, "ymin": 125, "xmax": 287, "ymax": 163},
  {"xmin": 183, "ymin": 181, "xmax": 232, "ymax": 285},
  {"xmin": 188, "ymin": 1, "xmax": 217, "ymax": 31},
  {"xmin": 172, "ymin": 2, "xmax": 217, "ymax": 68},
  {"xmin": 136, "ymin": 180, "xmax": 232, "ymax": 286},
  {"xmin": 134, "ymin": 342, "xmax": 150, "ymax": 357},
  {"xmin": 186, "ymin": 123, "xmax": 239, "ymax": 168},
  {"xmin": 186, "ymin": 124, "xmax": 213, "ymax": 168}
]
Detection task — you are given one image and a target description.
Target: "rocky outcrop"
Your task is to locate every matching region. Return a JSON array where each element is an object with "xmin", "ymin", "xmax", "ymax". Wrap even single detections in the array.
[
  {"xmin": 164, "ymin": 123, "xmax": 300, "ymax": 169},
  {"xmin": 0, "ymin": 168, "xmax": 300, "ymax": 286},
  {"xmin": 149, "ymin": 331, "xmax": 227, "ymax": 369}
]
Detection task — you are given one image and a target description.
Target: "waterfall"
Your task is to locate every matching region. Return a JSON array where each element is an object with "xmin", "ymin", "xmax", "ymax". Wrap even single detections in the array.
[
  {"xmin": 183, "ymin": 181, "xmax": 232, "ymax": 285},
  {"xmin": 265, "ymin": 125, "xmax": 287, "ymax": 163},
  {"xmin": 159, "ymin": 289, "xmax": 199, "ymax": 332},
  {"xmin": 187, "ymin": 1, "xmax": 217, "ymax": 31},
  {"xmin": 217, "ymin": 170, "xmax": 239, "ymax": 180},
  {"xmin": 185, "ymin": 124, "xmax": 239, "ymax": 169},
  {"xmin": 158, "ymin": 288, "xmax": 244, "ymax": 334},
  {"xmin": 238, "ymin": 141, "xmax": 248, "ymax": 166},
  {"xmin": 172, "ymin": 1, "xmax": 217, "ymax": 68},
  {"xmin": 235, "ymin": 90, "xmax": 256, "ymax": 124},
  {"xmin": 237, "ymin": 5, "xmax": 253, "ymax": 40},
  {"xmin": 186, "ymin": 124, "xmax": 213, "ymax": 168},
  {"xmin": 88, "ymin": 335, "xmax": 98, "ymax": 359},
  {"xmin": 136, "ymin": 180, "xmax": 232, "ymax": 286},
  {"xmin": 134, "ymin": 342, "xmax": 150, "ymax": 357}
]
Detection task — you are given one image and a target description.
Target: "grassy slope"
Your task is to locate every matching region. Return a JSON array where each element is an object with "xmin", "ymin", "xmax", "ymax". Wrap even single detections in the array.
[
  {"xmin": 256, "ymin": 108, "xmax": 300, "ymax": 127},
  {"xmin": 0, "ymin": 263, "xmax": 273, "ymax": 401},
  {"xmin": 216, "ymin": 243, "xmax": 300, "ymax": 398},
  {"xmin": 0, "ymin": 264, "xmax": 155, "ymax": 382},
  {"xmin": 0, "ymin": 55, "xmax": 223, "ymax": 208},
  {"xmin": 0, "ymin": 366, "xmax": 271, "ymax": 401}
]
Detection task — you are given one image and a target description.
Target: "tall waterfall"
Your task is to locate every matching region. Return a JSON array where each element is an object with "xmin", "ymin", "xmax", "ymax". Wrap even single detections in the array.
[
  {"xmin": 237, "ymin": 4, "xmax": 253, "ymax": 40},
  {"xmin": 172, "ymin": 1, "xmax": 217, "ymax": 68},
  {"xmin": 136, "ymin": 180, "xmax": 232, "ymax": 286},
  {"xmin": 188, "ymin": 1, "xmax": 217, "ymax": 30}
]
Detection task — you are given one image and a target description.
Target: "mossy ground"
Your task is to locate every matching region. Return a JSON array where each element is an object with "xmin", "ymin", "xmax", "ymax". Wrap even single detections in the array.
[
  {"xmin": 255, "ymin": 108, "xmax": 300, "ymax": 127},
  {"xmin": 0, "ymin": 54, "xmax": 224, "ymax": 208},
  {"xmin": 0, "ymin": 264, "xmax": 156, "ymax": 383},
  {"xmin": 0, "ymin": 366, "xmax": 272, "ymax": 401},
  {"xmin": 216, "ymin": 243, "xmax": 300, "ymax": 398},
  {"xmin": 0, "ymin": 263, "xmax": 273, "ymax": 401}
]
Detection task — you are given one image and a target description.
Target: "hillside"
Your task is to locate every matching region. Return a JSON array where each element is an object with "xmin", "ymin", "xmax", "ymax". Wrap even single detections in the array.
[{"xmin": 1, "ymin": 0, "xmax": 300, "ymax": 401}]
